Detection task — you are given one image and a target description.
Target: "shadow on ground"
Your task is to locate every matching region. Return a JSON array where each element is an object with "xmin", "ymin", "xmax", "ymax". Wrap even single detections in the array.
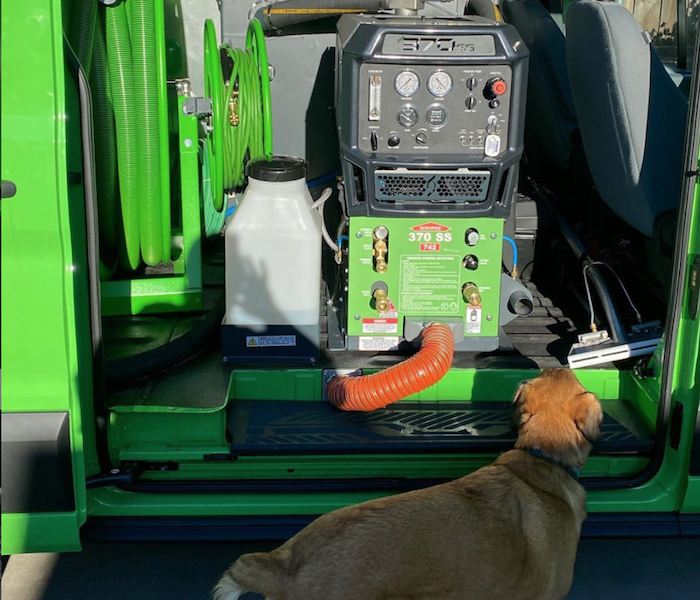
[{"xmin": 2, "ymin": 538, "xmax": 700, "ymax": 600}]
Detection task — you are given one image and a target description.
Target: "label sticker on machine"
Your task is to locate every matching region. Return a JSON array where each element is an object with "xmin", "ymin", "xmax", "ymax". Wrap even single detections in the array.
[
  {"xmin": 246, "ymin": 335, "xmax": 297, "ymax": 348},
  {"xmin": 379, "ymin": 298, "xmax": 398, "ymax": 319},
  {"xmin": 362, "ymin": 318, "xmax": 399, "ymax": 334},
  {"xmin": 399, "ymin": 255, "xmax": 460, "ymax": 313},
  {"xmin": 465, "ymin": 306, "xmax": 482, "ymax": 334},
  {"xmin": 359, "ymin": 337, "xmax": 400, "ymax": 352}
]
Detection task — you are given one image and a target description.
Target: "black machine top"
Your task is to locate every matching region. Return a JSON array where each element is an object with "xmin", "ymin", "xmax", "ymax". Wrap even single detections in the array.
[
  {"xmin": 335, "ymin": 14, "xmax": 529, "ymax": 218},
  {"xmin": 246, "ymin": 155, "xmax": 308, "ymax": 182}
]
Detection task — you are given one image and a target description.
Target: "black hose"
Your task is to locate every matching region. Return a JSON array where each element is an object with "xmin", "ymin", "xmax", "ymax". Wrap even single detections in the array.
[
  {"xmin": 464, "ymin": 0, "xmax": 500, "ymax": 21},
  {"xmin": 105, "ymin": 295, "xmax": 225, "ymax": 387},
  {"xmin": 257, "ymin": 0, "xmax": 386, "ymax": 33}
]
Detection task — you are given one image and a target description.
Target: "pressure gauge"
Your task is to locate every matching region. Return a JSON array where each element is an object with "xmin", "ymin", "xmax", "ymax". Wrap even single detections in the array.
[
  {"xmin": 427, "ymin": 70, "xmax": 453, "ymax": 97},
  {"xmin": 397, "ymin": 105, "xmax": 420, "ymax": 128},
  {"xmin": 394, "ymin": 70, "xmax": 420, "ymax": 97}
]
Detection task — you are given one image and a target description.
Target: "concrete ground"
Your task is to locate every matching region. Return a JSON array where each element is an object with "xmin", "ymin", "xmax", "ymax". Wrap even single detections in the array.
[{"xmin": 2, "ymin": 538, "xmax": 700, "ymax": 600}]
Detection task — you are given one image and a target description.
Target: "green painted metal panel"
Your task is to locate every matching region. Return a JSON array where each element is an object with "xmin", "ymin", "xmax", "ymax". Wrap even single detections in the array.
[
  {"xmin": 1, "ymin": 0, "xmax": 94, "ymax": 554},
  {"xmin": 1, "ymin": 513, "xmax": 83, "ymax": 556},
  {"xmin": 347, "ymin": 217, "xmax": 503, "ymax": 340},
  {"xmin": 229, "ymin": 368, "xmax": 624, "ymax": 402},
  {"xmin": 680, "ymin": 129, "xmax": 700, "ymax": 514}
]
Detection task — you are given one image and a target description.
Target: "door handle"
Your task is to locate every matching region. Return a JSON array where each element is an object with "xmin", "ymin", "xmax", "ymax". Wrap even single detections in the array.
[{"xmin": 2, "ymin": 180, "xmax": 17, "ymax": 199}]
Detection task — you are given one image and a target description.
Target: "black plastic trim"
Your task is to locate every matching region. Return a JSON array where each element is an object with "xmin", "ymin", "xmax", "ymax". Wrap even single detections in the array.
[
  {"xmin": 1, "ymin": 412, "xmax": 75, "ymax": 514},
  {"xmin": 81, "ymin": 513, "xmax": 700, "ymax": 542},
  {"xmin": 690, "ymin": 403, "xmax": 700, "ymax": 476}
]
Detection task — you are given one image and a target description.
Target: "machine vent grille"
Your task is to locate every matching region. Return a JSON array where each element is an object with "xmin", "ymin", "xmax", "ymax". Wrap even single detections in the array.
[{"xmin": 375, "ymin": 169, "xmax": 490, "ymax": 203}]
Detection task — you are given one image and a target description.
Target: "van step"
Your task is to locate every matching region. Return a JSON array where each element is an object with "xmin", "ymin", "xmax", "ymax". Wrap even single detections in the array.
[{"xmin": 228, "ymin": 399, "xmax": 653, "ymax": 456}]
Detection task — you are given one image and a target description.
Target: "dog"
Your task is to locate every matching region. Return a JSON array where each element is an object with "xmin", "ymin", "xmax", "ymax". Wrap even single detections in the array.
[{"xmin": 214, "ymin": 368, "xmax": 602, "ymax": 600}]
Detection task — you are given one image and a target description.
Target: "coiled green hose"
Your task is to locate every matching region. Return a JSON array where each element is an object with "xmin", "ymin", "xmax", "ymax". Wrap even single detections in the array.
[
  {"xmin": 204, "ymin": 18, "xmax": 273, "ymax": 209},
  {"xmin": 106, "ymin": 2, "xmax": 141, "ymax": 270},
  {"xmin": 154, "ymin": 0, "xmax": 171, "ymax": 263},
  {"xmin": 67, "ymin": 0, "xmax": 96, "ymax": 78},
  {"xmin": 203, "ymin": 19, "xmax": 225, "ymax": 212},
  {"xmin": 90, "ymin": 6, "xmax": 119, "ymax": 272},
  {"xmin": 130, "ymin": 0, "xmax": 163, "ymax": 266}
]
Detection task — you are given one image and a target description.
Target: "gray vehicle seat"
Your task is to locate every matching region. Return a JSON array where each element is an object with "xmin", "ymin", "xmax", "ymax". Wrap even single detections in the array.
[
  {"xmin": 500, "ymin": 0, "xmax": 579, "ymax": 172},
  {"xmin": 565, "ymin": 0, "xmax": 688, "ymax": 237}
]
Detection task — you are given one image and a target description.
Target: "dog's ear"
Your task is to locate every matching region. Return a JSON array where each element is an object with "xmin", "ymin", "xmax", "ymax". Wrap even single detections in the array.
[
  {"xmin": 573, "ymin": 392, "xmax": 603, "ymax": 444},
  {"xmin": 512, "ymin": 381, "xmax": 533, "ymax": 430}
]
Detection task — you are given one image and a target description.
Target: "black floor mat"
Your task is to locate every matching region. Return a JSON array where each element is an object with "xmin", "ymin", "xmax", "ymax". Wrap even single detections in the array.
[{"xmin": 229, "ymin": 399, "xmax": 653, "ymax": 456}]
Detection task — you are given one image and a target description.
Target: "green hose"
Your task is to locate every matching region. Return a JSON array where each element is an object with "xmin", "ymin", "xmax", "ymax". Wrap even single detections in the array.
[
  {"xmin": 106, "ymin": 2, "xmax": 141, "ymax": 270},
  {"xmin": 62, "ymin": 0, "xmax": 73, "ymax": 32},
  {"xmin": 201, "ymin": 140, "xmax": 227, "ymax": 237},
  {"xmin": 154, "ymin": 0, "xmax": 171, "ymax": 263},
  {"xmin": 203, "ymin": 19, "xmax": 225, "ymax": 211},
  {"xmin": 130, "ymin": 0, "xmax": 163, "ymax": 266},
  {"xmin": 247, "ymin": 19, "xmax": 274, "ymax": 154},
  {"xmin": 90, "ymin": 6, "xmax": 119, "ymax": 271},
  {"xmin": 203, "ymin": 18, "xmax": 273, "ymax": 207},
  {"xmin": 67, "ymin": 0, "xmax": 96, "ymax": 77}
]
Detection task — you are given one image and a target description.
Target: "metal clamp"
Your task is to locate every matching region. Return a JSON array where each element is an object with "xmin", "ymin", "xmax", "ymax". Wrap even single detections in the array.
[{"xmin": 182, "ymin": 97, "xmax": 213, "ymax": 117}]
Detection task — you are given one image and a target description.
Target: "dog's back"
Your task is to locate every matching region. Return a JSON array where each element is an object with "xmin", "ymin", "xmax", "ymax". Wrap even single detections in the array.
[{"xmin": 214, "ymin": 369, "xmax": 599, "ymax": 600}]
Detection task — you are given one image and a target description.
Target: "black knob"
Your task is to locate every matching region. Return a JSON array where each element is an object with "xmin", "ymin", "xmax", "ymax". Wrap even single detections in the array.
[
  {"xmin": 370, "ymin": 131, "xmax": 378, "ymax": 151},
  {"xmin": 466, "ymin": 77, "xmax": 478, "ymax": 90},
  {"xmin": 465, "ymin": 96, "xmax": 477, "ymax": 110},
  {"xmin": 415, "ymin": 132, "xmax": 427, "ymax": 145},
  {"xmin": 388, "ymin": 135, "xmax": 400, "ymax": 147},
  {"xmin": 463, "ymin": 255, "xmax": 479, "ymax": 270}
]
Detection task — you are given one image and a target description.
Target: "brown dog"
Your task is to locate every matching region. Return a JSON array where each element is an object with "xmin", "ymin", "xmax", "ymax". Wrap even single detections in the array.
[{"xmin": 214, "ymin": 368, "xmax": 602, "ymax": 600}]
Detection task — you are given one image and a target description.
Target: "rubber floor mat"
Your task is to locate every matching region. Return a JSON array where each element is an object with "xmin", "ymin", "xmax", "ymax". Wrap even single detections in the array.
[{"xmin": 229, "ymin": 399, "xmax": 653, "ymax": 456}]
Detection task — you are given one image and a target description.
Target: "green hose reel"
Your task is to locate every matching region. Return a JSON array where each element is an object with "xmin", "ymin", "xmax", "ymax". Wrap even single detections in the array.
[
  {"xmin": 66, "ymin": 1, "xmax": 273, "ymax": 302},
  {"xmin": 203, "ymin": 18, "xmax": 273, "ymax": 211}
]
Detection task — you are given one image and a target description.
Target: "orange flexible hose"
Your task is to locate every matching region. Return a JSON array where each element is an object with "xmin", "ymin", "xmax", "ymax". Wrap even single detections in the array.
[{"xmin": 327, "ymin": 323, "xmax": 455, "ymax": 412}]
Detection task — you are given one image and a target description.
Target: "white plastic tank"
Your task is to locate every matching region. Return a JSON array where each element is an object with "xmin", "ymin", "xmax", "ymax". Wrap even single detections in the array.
[{"xmin": 225, "ymin": 156, "xmax": 322, "ymax": 339}]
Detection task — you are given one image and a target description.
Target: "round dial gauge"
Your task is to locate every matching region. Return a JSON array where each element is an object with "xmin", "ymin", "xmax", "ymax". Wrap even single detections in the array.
[
  {"xmin": 427, "ymin": 70, "xmax": 453, "ymax": 97},
  {"xmin": 397, "ymin": 105, "xmax": 420, "ymax": 128},
  {"xmin": 394, "ymin": 70, "xmax": 420, "ymax": 97}
]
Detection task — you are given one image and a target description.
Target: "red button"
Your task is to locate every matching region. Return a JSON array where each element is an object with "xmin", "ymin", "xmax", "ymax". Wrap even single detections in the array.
[{"xmin": 492, "ymin": 79, "xmax": 507, "ymax": 96}]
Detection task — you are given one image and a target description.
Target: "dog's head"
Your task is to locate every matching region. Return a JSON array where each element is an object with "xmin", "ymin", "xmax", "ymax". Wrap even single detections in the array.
[{"xmin": 512, "ymin": 369, "xmax": 603, "ymax": 468}]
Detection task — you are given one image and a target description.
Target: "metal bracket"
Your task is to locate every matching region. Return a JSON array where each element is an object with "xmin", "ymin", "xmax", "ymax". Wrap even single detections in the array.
[
  {"xmin": 322, "ymin": 369, "xmax": 362, "ymax": 402},
  {"xmin": 182, "ymin": 97, "xmax": 213, "ymax": 117},
  {"xmin": 631, "ymin": 320, "xmax": 662, "ymax": 335},
  {"xmin": 576, "ymin": 329, "xmax": 611, "ymax": 348}
]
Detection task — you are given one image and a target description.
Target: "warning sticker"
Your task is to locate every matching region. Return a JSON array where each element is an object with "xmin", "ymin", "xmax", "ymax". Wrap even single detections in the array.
[
  {"xmin": 246, "ymin": 335, "xmax": 297, "ymax": 348},
  {"xmin": 399, "ymin": 255, "xmax": 461, "ymax": 313},
  {"xmin": 379, "ymin": 298, "xmax": 398, "ymax": 319},
  {"xmin": 362, "ymin": 318, "xmax": 399, "ymax": 334},
  {"xmin": 465, "ymin": 306, "xmax": 482, "ymax": 334},
  {"xmin": 358, "ymin": 336, "xmax": 399, "ymax": 352}
]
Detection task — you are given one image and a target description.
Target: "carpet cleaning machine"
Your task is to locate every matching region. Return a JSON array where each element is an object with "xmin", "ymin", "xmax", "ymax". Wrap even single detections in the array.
[
  {"xmin": 214, "ymin": 0, "xmax": 535, "ymax": 409},
  {"xmin": 71, "ymin": 0, "xmax": 534, "ymax": 409}
]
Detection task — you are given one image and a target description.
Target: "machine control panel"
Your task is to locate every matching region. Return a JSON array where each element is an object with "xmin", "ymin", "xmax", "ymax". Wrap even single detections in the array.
[
  {"xmin": 359, "ymin": 63, "xmax": 513, "ymax": 156},
  {"xmin": 346, "ymin": 216, "xmax": 503, "ymax": 351},
  {"xmin": 336, "ymin": 14, "xmax": 528, "ymax": 217}
]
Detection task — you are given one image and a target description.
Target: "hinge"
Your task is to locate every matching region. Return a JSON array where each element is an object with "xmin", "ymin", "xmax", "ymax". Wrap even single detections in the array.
[{"xmin": 670, "ymin": 401, "xmax": 684, "ymax": 450}]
